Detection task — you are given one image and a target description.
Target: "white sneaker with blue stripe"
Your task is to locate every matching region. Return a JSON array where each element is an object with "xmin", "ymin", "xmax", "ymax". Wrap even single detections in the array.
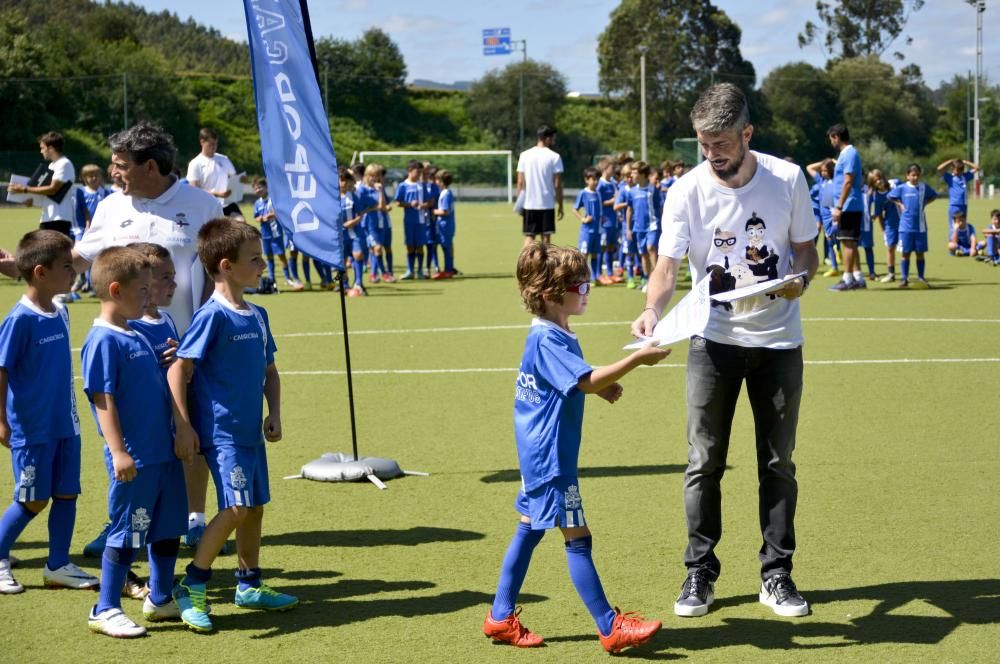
[{"xmin": 43, "ymin": 562, "xmax": 99, "ymax": 589}]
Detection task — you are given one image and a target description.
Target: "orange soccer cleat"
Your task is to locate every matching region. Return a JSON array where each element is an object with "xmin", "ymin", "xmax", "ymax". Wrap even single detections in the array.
[
  {"xmin": 599, "ymin": 607, "xmax": 661, "ymax": 654},
  {"xmin": 482, "ymin": 606, "xmax": 544, "ymax": 648}
]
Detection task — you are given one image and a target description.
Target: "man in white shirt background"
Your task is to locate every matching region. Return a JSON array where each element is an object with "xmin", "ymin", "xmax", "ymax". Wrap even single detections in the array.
[
  {"xmin": 8, "ymin": 131, "xmax": 76, "ymax": 239},
  {"xmin": 186, "ymin": 127, "xmax": 244, "ymax": 220},
  {"xmin": 516, "ymin": 125, "xmax": 564, "ymax": 247}
]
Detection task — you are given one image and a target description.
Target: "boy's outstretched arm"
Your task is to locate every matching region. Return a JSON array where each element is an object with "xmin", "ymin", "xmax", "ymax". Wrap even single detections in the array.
[
  {"xmin": 92, "ymin": 393, "xmax": 136, "ymax": 482},
  {"xmin": 263, "ymin": 363, "xmax": 282, "ymax": 442},
  {"xmin": 167, "ymin": 357, "xmax": 199, "ymax": 462},
  {"xmin": 577, "ymin": 343, "xmax": 670, "ymax": 395}
]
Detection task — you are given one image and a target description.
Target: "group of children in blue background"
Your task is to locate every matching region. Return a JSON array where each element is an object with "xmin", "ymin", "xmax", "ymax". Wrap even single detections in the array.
[{"xmin": 0, "ymin": 220, "xmax": 295, "ymax": 637}]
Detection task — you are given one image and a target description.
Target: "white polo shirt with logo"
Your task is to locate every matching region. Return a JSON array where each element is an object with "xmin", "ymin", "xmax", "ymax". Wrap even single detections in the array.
[
  {"xmin": 186, "ymin": 153, "xmax": 236, "ymax": 196},
  {"xmin": 77, "ymin": 179, "xmax": 223, "ymax": 333}
]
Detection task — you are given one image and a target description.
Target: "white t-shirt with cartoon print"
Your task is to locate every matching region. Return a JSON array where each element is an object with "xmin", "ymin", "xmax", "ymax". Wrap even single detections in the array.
[{"xmin": 658, "ymin": 151, "xmax": 816, "ymax": 349}]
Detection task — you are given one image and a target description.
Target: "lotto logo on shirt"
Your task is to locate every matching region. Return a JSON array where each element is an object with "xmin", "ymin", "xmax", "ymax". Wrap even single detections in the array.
[{"xmin": 514, "ymin": 372, "xmax": 541, "ymax": 404}]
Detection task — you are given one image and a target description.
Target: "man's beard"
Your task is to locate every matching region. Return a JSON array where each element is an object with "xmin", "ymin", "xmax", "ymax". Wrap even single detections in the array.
[{"xmin": 710, "ymin": 143, "xmax": 746, "ymax": 181}]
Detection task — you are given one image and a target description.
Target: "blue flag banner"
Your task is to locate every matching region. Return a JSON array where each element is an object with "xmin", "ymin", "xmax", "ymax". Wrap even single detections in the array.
[{"xmin": 242, "ymin": 0, "xmax": 343, "ymax": 270}]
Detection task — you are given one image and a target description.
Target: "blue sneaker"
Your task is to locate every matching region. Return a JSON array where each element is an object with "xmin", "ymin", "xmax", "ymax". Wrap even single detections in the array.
[
  {"xmin": 173, "ymin": 580, "xmax": 213, "ymax": 633},
  {"xmin": 82, "ymin": 522, "xmax": 111, "ymax": 558},
  {"xmin": 234, "ymin": 583, "xmax": 298, "ymax": 611},
  {"xmin": 184, "ymin": 524, "xmax": 205, "ymax": 548}
]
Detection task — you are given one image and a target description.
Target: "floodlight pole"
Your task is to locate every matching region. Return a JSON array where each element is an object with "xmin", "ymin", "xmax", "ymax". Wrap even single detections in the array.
[
  {"xmin": 513, "ymin": 39, "xmax": 527, "ymax": 149},
  {"xmin": 639, "ymin": 47, "xmax": 648, "ymax": 162},
  {"xmin": 973, "ymin": 0, "xmax": 984, "ymax": 198}
]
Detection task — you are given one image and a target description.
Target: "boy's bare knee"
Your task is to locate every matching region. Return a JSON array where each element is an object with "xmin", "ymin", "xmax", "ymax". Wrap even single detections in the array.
[
  {"xmin": 23, "ymin": 499, "xmax": 48, "ymax": 513},
  {"xmin": 226, "ymin": 505, "xmax": 250, "ymax": 522}
]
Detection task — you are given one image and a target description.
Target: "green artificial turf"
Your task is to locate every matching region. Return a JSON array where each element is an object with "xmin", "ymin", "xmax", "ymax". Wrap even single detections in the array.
[{"xmin": 0, "ymin": 199, "xmax": 996, "ymax": 662}]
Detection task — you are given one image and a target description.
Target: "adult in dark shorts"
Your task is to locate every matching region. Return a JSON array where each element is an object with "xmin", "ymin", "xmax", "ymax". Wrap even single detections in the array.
[
  {"xmin": 517, "ymin": 126, "xmax": 564, "ymax": 247},
  {"xmin": 827, "ymin": 124, "xmax": 866, "ymax": 290}
]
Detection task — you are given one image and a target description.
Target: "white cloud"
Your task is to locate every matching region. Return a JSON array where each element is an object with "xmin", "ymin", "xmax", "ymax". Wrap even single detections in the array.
[
  {"xmin": 757, "ymin": 9, "xmax": 788, "ymax": 27},
  {"xmin": 336, "ymin": 0, "xmax": 371, "ymax": 10}
]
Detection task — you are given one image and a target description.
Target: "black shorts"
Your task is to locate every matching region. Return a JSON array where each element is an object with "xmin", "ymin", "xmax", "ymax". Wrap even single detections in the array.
[
  {"xmin": 39, "ymin": 220, "xmax": 73, "ymax": 239},
  {"xmin": 522, "ymin": 209, "xmax": 555, "ymax": 237},
  {"xmin": 222, "ymin": 202, "xmax": 244, "ymax": 218},
  {"xmin": 837, "ymin": 211, "xmax": 862, "ymax": 241}
]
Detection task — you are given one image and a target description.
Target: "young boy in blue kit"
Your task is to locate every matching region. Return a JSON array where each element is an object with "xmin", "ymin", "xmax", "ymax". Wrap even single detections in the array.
[
  {"xmin": 168, "ymin": 218, "xmax": 296, "ymax": 633},
  {"xmin": 625, "ymin": 161, "xmax": 663, "ymax": 293},
  {"xmin": 395, "ymin": 160, "xmax": 427, "ymax": 280},
  {"xmin": 573, "ymin": 168, "xmax": 603, "ymax": 285},
  {"xmin": 253, "ymin": 178, "xmax": 303, "ymax": 292},
  {"xmin": 482, "ymin": 243, "xmax": 669, "ymax": 654},
  {"xmin": 81, "ymin": 246, "xmax": 186, "ymax": 637},
  {"xmin": 888, "ymin": 163, "xmax": 939, "ymax": 288},
  {"xmin": 596, "ymin": 161, "xmax": 620, "ymax": 285},
  {"xmin": 340, "ymin": 168, "xmax": 367, "ymax": 297},
  {"xmin": 0, "ymin": 230, "xmax": 98, "ymax": 595},
  {"xmin": 432, "ymin": 169, "xmax": 457, "ymax": 279},
  {"xmin": 948, "ymin": 211, "xmax": 978, "ymax": 257}
]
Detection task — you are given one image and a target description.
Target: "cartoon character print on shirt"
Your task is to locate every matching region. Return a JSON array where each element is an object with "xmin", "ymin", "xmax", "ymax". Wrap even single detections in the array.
[
  {"xmin": 744, "ymin": 212, "xmax": 780, "ymax": 280},
  {"xmin": 706, "ymin": 228, "xmax": 742, "ymax": 310}
]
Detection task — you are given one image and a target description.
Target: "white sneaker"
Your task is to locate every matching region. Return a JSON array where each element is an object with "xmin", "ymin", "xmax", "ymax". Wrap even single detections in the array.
[
  {"xmin": 88, "ymin": 606, "xmax": 147, "ymax": 638},
  {"xmin": 0, "ymin": 559, "xmax": 24, "ymax": 594},
  {"xmin": 43, "ymin": 562, "xmax": 99, "ymax": 589},
  {"xmin": 142, "ymin": 595, "xmax": 181, "ymax": 621},
  {"xmin": 879, "ymin": 273, "xmax": 895, "ymax": 283}
]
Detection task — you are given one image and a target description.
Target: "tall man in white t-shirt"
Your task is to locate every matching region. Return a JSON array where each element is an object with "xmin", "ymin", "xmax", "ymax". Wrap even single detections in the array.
[
  {"xmin": 631, "ymin": 84, "xmax": 818, "ymax": 620},
  {"xmin": 8, "ymin": 131, "xmax": 76, "ymax": 238},
  {"xmin": 186, "ymin": 127, "xmax": 243, "ymax": 220},
  {"xmin": 516, "ymin": 125, "xmax": 564, "ymax": 247},
  {"xmin": 72, "ymin": 122, "xmax": 223, "ymax": 550}
]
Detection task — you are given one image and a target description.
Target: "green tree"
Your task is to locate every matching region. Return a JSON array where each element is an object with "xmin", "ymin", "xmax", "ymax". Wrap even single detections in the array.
[
  {"xmin": 826, "ymin": 56, "xmax": 936, "ymax": 153},
  {"xmin": 0, "ymin": 10, "xmax": 52, "ymax": 147},
  {"xmin": 465, "ymin": 60, "xmax": 567, "ymax": 152},
  {"xmin": 798, "ymin": 1, "xmax": 925, "ymax": 61},
  {"xmin": 315, "ymin": 28, "xmax": 406, "ymax": 123},
  {"xmin": 597, "ymin": 0, "xmax": 756, "ymax": 145},
  {"xmin": 761, "ymin": 62, "xmax": 841, "ymax": 162}
]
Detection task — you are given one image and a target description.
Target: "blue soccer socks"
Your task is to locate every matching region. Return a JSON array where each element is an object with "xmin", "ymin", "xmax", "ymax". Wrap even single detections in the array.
[
  {"xmin": 97, "ymin": 545, "xmax": 136, "ymax": 613},
  {"xmin": 235, "ymin": 566, "xmax": 262, "ymax": 590},
  {"xmin": 565, "ymin": 536, "xmax": 616, "ymax": 637},
  {"xmin": 491, "ymin": 522, "xmax": 545, "ymax": 620},
  {"xmin": 147, "ymin": 538, "xmax": 180, "ymax": 607},
  {"xmin": 46, "ymin": 497, "xmax": 76, "ymax": 570},
  {"xmin": 0, "ymin": 502, "xmax": 36, "ymax": 560}
]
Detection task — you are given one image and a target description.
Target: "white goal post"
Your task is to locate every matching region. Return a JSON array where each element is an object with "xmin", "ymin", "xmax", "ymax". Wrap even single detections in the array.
[{"xmin": 356, "ymin": 150, "xmax": 514, "ymax": 203}]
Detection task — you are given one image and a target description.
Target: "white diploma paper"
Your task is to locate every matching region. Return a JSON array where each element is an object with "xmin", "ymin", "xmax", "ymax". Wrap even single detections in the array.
[
  {"xmin": 624, "ymin": 276, "xmax": 711, "ymax": 350},
  {"xmin": 709, "ymin": 271, "xmax": 808, "ymax": 304}
]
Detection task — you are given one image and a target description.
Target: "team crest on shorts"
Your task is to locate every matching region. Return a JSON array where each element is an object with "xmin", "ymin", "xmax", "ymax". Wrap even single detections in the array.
[
  {"xmin": 20, "ymin": 465, "xmax": 36, "ymax": 487},
  {"xmin": 230, "ymin": 466, "xmax": 248, "ymax": 490},
  {"xmin": 131, "ymin": 507, "xmax": 151, "ymax": 533},
  {"xmin": 564, "ymin": 484, "xmax": 582, "ymax": 510}
]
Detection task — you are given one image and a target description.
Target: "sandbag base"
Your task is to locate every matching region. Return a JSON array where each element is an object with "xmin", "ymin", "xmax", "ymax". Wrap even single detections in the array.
[{"xmin": 286, "ymin": 452, "xmax": 428, "ymax": 490}]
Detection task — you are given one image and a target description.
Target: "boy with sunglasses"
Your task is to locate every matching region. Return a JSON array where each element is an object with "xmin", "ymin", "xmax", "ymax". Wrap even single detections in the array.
[{"xmin": 482, "ymin": 243, "xmax": 670, "ymax": 654}]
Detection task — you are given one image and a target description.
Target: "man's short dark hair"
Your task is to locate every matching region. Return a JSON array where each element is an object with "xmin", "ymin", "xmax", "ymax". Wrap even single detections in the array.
[
  {"xmin": 109, "ymin": 123, "xmax": 177, "ymax": 177},
  {"xmin": 15, "ymin": 230, "xmax": 73, "ymax": 282},
  {"xmin": 537, "ymin": 125, "xmax": 557, "ymax": 141},
  {"xmin": 198, "ymin": 127, "xmax": 218, "ymax": 142},
  {"xmin": 38, "ymin": 131, "xmax": 65, "ymax": 153},
  {"xmin": 827, "ymin": 123, "xmax": 850, "ymax": 142}
]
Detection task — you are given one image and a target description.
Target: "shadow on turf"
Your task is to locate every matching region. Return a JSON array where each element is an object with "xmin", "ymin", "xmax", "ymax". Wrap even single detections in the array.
[
  {"xmin": 264, "ymin": 526, "xmax": 485, "ymax": 547},
  {"xmin": 221, "ymin": 587, "xmax": 547, "ymax": 638},
  {"xmin": 630, "ymin": 579, "xmax": 1000, "ymax": 657},
  {"xmin": 479, "ymin": 465, "xmax": 694, "ymax": 483}
]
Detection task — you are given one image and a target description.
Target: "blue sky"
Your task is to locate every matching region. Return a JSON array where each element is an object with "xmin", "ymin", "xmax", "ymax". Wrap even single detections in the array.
[{"xmin": 136, "ymin": 0, "xmax": 995, "ymax": 91}]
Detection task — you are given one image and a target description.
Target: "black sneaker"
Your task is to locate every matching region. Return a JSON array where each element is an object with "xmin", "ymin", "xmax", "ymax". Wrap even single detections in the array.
[
  {"xmin": 759, "ymin": 574, "xmax": 809, "ymax": 617},
  {"xmin": 673, "ymin": 567, "xmax": 715, "ymax": 617}
]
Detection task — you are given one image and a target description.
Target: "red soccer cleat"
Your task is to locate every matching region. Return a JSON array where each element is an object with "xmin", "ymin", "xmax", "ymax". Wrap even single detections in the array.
[
  {"xmin": 383, "ymin": 273, "xmax": 396, "ymax": 283},
  {"xmin": 482, "ymin": 607, "xmax": 544, "ymax": 648},
  {"xmin": 599, "ymin": 607, "xmax": 661, "ymax": 654}
]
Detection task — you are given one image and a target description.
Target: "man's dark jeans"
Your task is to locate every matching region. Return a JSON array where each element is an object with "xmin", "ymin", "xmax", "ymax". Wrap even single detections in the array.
[{"xmin": 683, "ymin": 335, "xmax": 803, "ymax": 580}]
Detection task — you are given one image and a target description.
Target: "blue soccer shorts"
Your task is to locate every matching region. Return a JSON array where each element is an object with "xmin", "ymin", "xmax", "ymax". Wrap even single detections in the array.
[
  {"xmin": 261, "ymin": 236, "xmax": 285, "ymax": 257},
  {"xmin": 106, "ymin": 460, "xmax": 186, "ymax": 548},
  {"xmin": 884, "ymin": 223, "xmax": 899, "ymax": 249},
  {"xmin": 578, "ymin": 228, "xmax": 600, "ymax": 255},
  {"xmin": 600, "ymin": 225, "xmax": 618, "ymax": 249},
  {"xmin": 205, "ymin": 444, "xmax": 270, "ymax": 510},
  {"xmin": 404, "ymin": 219, "xmax": 428, "ymax": 247},
  {"xmin": 11, "ymin": 436, "xmax": 81, "ymax": 503},
  {"xmin": 514, "ymin": 476, "xmax": 587, "ymax": 530},
  {"xmin": 899, "ymin": 231, "xmax": 928, "ymax": 254}
]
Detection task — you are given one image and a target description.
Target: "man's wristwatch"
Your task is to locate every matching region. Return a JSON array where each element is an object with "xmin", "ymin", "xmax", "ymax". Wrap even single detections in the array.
[{"xmin": 800, "ymin": 274, "xmax": 810, "ymax": 292}]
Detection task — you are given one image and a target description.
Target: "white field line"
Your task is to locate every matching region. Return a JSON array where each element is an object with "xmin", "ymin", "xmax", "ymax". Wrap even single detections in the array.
[
  {"xmin": 280, "ymin": 357, "xmax": 1000, "ymax": 377},
  {"xmin": 275, "ymin": 316, "xmax": 1000, "ymax": 339}
]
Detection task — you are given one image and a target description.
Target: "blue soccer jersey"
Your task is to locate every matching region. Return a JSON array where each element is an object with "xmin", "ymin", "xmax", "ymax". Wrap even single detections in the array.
[
  {"xmin": 177, "ymin": 292, "xmax": 277, "ymax": 449},
  {"xmin": 833, "ymin": 145, "xmax": 864, "ymax": 212},
  {"xmin": 627, "ymin": 184, "xmax": 660, "ymax": 233},
  {"xmin": 0, "ymin": 297, "xmax": 80, "ymax": 447},
  {"xmin": 597, "ymin": 177, "xmax": 617, "ymax": 227},
  {"xmin": 394, "ymin": 181, "xmax": 423, "ymax": 226},
  {"xmin": 954, "ymin": 223, "xmax": 976, "ymax": 249},
  {"xmin": 129, "ymin": 311, "xmax": 179, "ymax": 378},
  {"xmin": 513, "ymin": 319, "xmax": 593, "ymax": 492},
  {"xmin": 889, "ymin": 182, "xmax": 938, "ymax": 234},
  {"xmin": 437, "ymin": 188, "xmax": 455, "ymax": 238},
  {"xmin": 81, "ymin": 320, "xmax": 173, "ymax": 468},
  {"xmin": 74, "ymin": 186, "xmax": 112, "ymax": 231},
  {"xmin": 942, "ymin": 171, "xmax": 974, "ymax": 207},
  {"xmin": 341, "ymin": 190, "xmax": 363, "ymax": 253},
  {"xmin": 809, "ymin": 182, "xmax": 822, "ymax": 221},
  {"xmin": 574, "ymin": 189, "xmax": 602, "ymax": 225}
]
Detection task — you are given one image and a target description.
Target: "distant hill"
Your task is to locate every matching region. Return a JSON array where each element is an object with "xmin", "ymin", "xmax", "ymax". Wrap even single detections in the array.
[{"xmin": 410, "ymin": 79, "xmax": 473, "ymax": 92}]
